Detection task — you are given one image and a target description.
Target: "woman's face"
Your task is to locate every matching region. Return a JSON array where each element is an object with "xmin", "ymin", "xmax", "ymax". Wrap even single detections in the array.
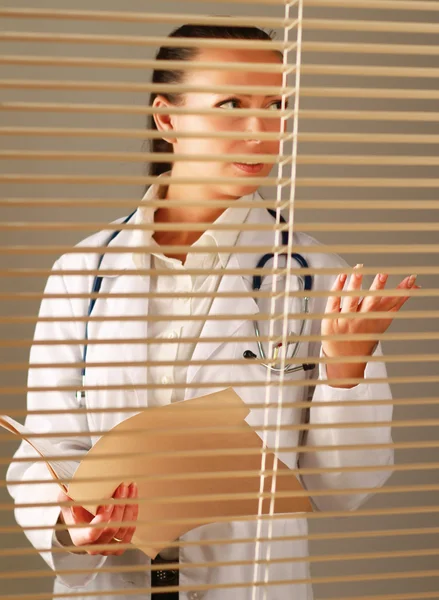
[{"xmin": 153, "ymin": 47, "xmax": 288, "ymax": 199}]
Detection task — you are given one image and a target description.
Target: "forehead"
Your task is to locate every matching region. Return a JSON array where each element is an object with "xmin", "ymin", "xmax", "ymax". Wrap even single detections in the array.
[{"xmin": 184, "ymin": 47, "xmax": 284, "ymax": 91}]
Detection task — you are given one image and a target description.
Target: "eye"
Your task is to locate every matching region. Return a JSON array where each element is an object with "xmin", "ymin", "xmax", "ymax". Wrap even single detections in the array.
[
  {"xmin": 218, "ymin": 98, "xmax": 241, "ymax": 109},
  {"xmin": 270, "ymin": 100, "xmax": 284, "ymax": 110},
  {"xmin": 217, "ymin": 98, "xmax": 287, "ymax": 111}
]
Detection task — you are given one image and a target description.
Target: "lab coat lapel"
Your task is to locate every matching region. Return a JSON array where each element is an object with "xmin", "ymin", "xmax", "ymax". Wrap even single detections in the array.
[
  {"xmin": 117, "ymin": 260, "xmax": 151, "ymax": 409},
  {"xmin": 96, "ymin": 216, "xmax": 152, "ymax": 409},
  {"xmin": 186, "ymin": 252, "xmax": 259, "ymax": 386},
  {"xmin": 186, "ymin": 203, "xmax": 276, "ymax": 387}
]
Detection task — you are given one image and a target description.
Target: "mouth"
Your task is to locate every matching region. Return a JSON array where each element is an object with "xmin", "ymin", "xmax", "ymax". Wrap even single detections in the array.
[{"xmin": 232, "ymin": 162, "xmax": 265, "ymax": 174}]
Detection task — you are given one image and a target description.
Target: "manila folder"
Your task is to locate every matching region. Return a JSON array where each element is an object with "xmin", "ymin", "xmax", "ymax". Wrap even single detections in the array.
[{"xmin": 68, "ymin": 387, "xmax": 313, "ymax": 559}]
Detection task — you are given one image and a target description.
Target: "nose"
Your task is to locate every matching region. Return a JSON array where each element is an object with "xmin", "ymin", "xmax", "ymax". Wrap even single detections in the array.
[
  {"xmin": 244, "ymin": 116, "xmax": 266, "ymax": 144},
  {"xmin": 246, "ymin": 137, "xmax": 262, "ymax": 147}
]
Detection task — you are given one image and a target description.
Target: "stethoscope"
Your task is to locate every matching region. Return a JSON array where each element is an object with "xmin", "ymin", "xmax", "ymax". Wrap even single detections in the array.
[
  {"xmin": 242, "ymin": 209, "xmax": 316, "ymax": 374},
  {"xmin": 76, "ymin": 208, "xmax": 315, "ymax": 402}
]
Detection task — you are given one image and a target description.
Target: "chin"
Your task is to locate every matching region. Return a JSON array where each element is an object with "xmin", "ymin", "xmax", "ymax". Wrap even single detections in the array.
[
  {"xmin": 223, "ymin": 171, "xmax": 270, "ymax": 196},
  {"xmin": 223, "ymin": 183, "xmax": 260, "ymax": 198}
]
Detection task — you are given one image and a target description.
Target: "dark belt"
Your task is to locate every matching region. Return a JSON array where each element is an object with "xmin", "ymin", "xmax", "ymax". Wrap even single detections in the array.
[{"xmin": 151, "ymin": 554, "xmax": 179, "ymax": 600}]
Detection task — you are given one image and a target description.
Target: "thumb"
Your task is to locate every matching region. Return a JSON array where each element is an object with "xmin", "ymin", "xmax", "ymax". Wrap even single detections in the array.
[
  {"xmin": 57, "ymin": 489, "xmax": 76, "ymax": 524},
  {"xmin": 57, "ymin": 489, "xmax": 91, "ymax": 524},
  {"xmin": 57, "ymin": 488, "xmax": 74, "ymax": 514},
  {"xmin": 57, "ymin": 488, "xmax": 70, "ymax": 503}
]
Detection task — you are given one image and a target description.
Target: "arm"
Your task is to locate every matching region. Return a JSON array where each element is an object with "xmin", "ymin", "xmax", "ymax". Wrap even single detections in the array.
[
  {"xmin": 297, "ymin": 263, "xmax": 418, "ymax": 512},
  {"xmin": 298, "ymin": 340, "xmax": 394, "ymax": 512},
  {"xmin": 5, "ymin": 258, "xmax": 107, "ymax": 588}
]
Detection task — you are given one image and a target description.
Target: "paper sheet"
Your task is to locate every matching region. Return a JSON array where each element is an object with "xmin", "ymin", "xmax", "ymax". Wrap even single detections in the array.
[{"xmin": 0, "ymin": 415, "xmax": 71, "ymax": 488}]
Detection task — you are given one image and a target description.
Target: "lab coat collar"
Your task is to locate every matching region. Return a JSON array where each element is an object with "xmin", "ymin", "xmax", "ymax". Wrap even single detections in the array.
[
  {"xmin": 98, "ymin": 188, "xmax": 275, "ymax": 275},
  {"xmin": 133, "ymin": 171, "xmax": 254, "ymax": 271},
  {"xmin": 97, "ymin": 210, "xmax": 142, "ymax": 275}
]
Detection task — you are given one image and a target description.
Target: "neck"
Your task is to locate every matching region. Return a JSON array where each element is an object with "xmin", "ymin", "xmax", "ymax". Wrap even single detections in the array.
[
  {"xmin": 158, "ymin": 178, "xmax": 240, "ymax": 223},
  {"xmin": 152, "ymin": 169, "xmax": 241, "ymax": 253},
  {"xmin": 152, "ymin": 189, "xmax": 225, "ymax": 253}
]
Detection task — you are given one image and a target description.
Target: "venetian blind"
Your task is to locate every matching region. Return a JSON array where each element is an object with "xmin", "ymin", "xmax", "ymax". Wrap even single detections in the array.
[{"xmin": 1, "ymin": 1, "xmax": 438, "ymax": 600}]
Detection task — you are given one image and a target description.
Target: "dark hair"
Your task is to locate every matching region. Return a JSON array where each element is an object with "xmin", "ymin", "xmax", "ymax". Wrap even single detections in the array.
[{"xmin": 146, "ymin": 24, "xmax": 280, "ymax": 178}]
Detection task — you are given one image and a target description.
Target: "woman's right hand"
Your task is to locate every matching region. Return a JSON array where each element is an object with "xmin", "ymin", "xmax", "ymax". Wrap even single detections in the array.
[{"xmin": 57, "ymin": 482, "xmax": 139, "ymax": 556}]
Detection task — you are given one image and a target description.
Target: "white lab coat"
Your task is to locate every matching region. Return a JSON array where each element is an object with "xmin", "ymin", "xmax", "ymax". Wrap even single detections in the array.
[{"xmin": 6, "ymin": 193, "xmax": 394, "ymax": 600}]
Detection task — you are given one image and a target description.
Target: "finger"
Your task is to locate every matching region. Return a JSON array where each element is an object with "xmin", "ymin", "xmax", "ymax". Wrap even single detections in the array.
[
  {"xmin": 379, "ymin": 275, "xmax": 418, "ymax": 312},
  {"xmin": 70, "ymin": 500, "xmax": 95, "ymax": 525},
  {"xmin": 58, "ymin": 489, "xmax": 69, "ymax": 503},
  {"xmin": 85, "ymin": 510, "xmax": 114, "ymax": 549},
  {"xmin": 114, "ymin": 483, "xmax": 135, "ymax": 546},
  {"xmin": 98, "ymin": 483, "xmax": 128, "ymax": 546},
  {"xmin": 58, "ymin": 491, "xmax": 92, "ymax": 527},
  {"xmin": 86, "ymin": 485, "xmax": 126, "ymax": 556},
  {"xmin": 132, "ymin": 483, "xmax": 139, "ymax": 528},
  {"xmin": 125, "ymin": 483, "xmax": 139, "ymax": 544},
  {"xmin": 340, "ymin": 264, "xmax": 363, "ymax": 314},
  {"xmin": 111, "ymin": 483, "xmax": 138, "ymax": 556},
  {"xmin": 57, "ymin": 490, "xmax": 71, "ymax": 523},
  {"xmin": 358, "ymin": 273, "xmax": 388, "ymax": 313},
  {"xmin": 89, "ymin": 501, "xmax": 114, "ymax": 543},
  {"xmin": 62, "ymin": 506, "xmax": 113, "ymax": 553},
  {"xmin": 325, "ymin": 273, "xmax": 347, "ymax": 313},
  {"xmin": 396, "ymin": 276, "xmax": 420, "ymax": 310}
]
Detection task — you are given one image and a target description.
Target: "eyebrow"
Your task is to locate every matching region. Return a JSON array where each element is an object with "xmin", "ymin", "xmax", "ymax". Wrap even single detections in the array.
[{"xmin": 233, "ymin": 95, "xmax": 285, "ymax": 99}]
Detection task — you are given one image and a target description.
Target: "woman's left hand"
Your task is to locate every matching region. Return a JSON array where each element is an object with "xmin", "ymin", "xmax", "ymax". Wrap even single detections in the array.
[{"xmin": 321, "ymin": 265, "xmax": 421, "ymax": 386}]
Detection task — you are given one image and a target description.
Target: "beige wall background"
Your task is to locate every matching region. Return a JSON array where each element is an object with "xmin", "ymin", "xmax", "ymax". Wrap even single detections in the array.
[{"xmin": 1, "ymin": 1, "xmax": 438, "ymax": 598}]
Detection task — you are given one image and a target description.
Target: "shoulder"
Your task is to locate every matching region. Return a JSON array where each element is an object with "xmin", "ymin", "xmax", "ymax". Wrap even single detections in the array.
[
  {"xmin": 41, "ymin": 214, "xmax": 132, "ymax": 317},
  {"xmin": 291, "ymin": 231, "xmax": 350, "ymax": 293},
  {"xmin": 55, "ymin": 214, "xmax": 129, "ymax": 272},
  {"xmin": 292, "ymin": 230, "xmax": 350, "ymax": 269}
]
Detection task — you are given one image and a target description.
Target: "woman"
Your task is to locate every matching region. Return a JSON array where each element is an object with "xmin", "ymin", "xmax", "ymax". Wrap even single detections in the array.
[{"xmin": 7, "ymin": 23, "xmax": 419, "ymax": 600}]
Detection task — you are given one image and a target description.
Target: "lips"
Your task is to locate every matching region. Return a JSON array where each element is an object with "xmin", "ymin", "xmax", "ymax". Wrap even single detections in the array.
[{"xmin": 233, "ymin": 162, "xmax": 264, "ymax": 174}]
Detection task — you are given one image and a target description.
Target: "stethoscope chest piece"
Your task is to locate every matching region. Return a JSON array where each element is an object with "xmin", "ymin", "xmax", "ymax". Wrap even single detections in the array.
[{"xmin": 243, "ymin": 234, "xmax": 316, "ymax": 374}]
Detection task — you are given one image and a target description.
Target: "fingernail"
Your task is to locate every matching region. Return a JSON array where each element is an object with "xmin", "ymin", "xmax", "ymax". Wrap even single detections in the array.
[
  {"xmin": 354, "ymin": 264, "xmax": 363, "ymax": 278},
  {"xmin": 339, "ymin": 273, "xmax": 347, "ymax": 284},
  {"xmin": 379, "ymin": 273, "xmax": 388, "ymax": 283},
  {"xmin": 408, "ymin": 274, "xmax": 417, "ymax": 287}
]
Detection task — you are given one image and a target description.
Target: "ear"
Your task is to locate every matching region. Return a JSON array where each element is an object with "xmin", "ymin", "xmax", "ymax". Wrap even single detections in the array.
[{"xmin": 152, "ymin": 95, "xmax": 177, "ymax": 145}]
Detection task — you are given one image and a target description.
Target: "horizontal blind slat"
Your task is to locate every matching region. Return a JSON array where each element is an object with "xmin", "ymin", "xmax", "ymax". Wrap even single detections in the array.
[
  {"xmin": 4, "ymin": 483, "xmax": 439, "ymax": 512},
  {"xmin": 0, "ymin": 568, "xmax": 438, "ymax": 600},
  {"xmin": 5, "ymin": 460, "xmax": 439, "ymax": 489},
  {"xmin": 4, "ymin": 441, "xmax": 439, "ymax": 468},
  {"xmin": 3, "ymin": 104, "xmax": 439, "ymax": 124},
  {"xmin": 1, "ymin": 523, "xmax": 439, "ymax": 554},
  {"xmin": 1, "ymin": 222, "xmax": 438, "ymax": 233},
  {"xmin": 2, "ymin": 313, "xmax": 437, "ymax": 326},
  {"xmin": 2, "ymin": 199, "xmax": 439, "ymax": 210},
  {"xmin": 4, "ymin": 56, "xmax": 439, "ymax": 81},
  {"xmin": 1, "ymin": 547, "xmax": 439, "ymax": 581},
  {"xmin": 2, "ymin": 396, "xmax": 438, "ymax": 418}
]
